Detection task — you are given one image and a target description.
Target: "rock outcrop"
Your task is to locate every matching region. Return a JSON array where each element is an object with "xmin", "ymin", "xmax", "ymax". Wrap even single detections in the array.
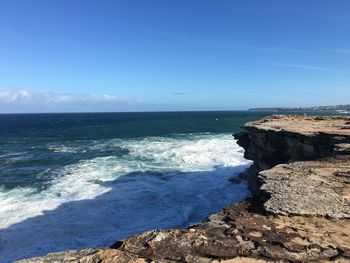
[
  {"xmin": 234, "ymin": 115, "xmax": 350, "ymax": 197},
  {"xmin": 260, "ymin": 157, "xmax": 350, "ymax": 219},
  {"xmin": 18, "ymin": 115, "xmax": 350, "ymax": 263},
  {"xmin": 234, "ymin": 115, "xmax": 350, "ymax": 170},
  {"xmin": 19, "ymin": 200, "xmax": 350, "ymax": 263}
]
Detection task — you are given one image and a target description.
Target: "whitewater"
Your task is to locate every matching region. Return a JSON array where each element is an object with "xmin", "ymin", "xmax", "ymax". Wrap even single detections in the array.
[{"xmin": 0, "ymin": 133, "xmax": 251, "ymax": 262}]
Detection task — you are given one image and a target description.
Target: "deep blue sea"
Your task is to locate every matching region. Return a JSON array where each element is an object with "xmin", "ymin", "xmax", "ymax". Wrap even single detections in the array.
[{"xmin": 0, "ymin": 110, "xmax": 340, "ymax": 262}]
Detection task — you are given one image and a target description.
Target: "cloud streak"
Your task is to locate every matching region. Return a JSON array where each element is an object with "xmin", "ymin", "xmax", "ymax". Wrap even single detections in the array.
[
  {"xmin": 0, "ymin": 89, "xmax": 130, "ymax": 104},
  {"xmin": 173, "ymin": 92, "xmax": 189, "ymax": 96},
  {"xmin": 271, "ymin": 63, "xmax": 331, "ymax": 72},
  {"xmin": 116, "ymin": 21, "xmax": 350, "ymax": 57},
  {"xmin": 322, "ymin": 48, "xmax": 350, "ymax": 55},
  {"xmin": 0, "ymin": 89, "xmax": 155, "ymax": 113}
]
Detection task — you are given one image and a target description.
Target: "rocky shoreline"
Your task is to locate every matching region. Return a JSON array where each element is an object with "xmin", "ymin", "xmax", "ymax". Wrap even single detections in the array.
[{"xmin": 19, "ymin": 115, "xmax": 350, "ymax": 262}]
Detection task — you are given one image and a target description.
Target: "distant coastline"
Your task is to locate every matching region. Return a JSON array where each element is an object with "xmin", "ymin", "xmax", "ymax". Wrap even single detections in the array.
[{"xmin": 249, "ymin": 104, "xmax": 350, "ymax": 113}]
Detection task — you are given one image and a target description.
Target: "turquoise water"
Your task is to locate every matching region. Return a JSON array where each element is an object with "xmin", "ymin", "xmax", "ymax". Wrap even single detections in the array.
[{"xmin": 0, "ymin": 111, "xmax": 268, "ymax": 261}]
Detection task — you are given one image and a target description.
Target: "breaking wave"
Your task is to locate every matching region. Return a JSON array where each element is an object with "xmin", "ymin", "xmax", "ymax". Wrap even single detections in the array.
[{"xmin": 0, "ymin": 133, "xmax": 251, "ymax": 262}]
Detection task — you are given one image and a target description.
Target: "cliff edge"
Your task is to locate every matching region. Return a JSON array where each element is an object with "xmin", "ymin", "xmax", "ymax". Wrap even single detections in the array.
[{"xmin": 19, "ymin": 115, "xmax": 350, "ymax": 262}]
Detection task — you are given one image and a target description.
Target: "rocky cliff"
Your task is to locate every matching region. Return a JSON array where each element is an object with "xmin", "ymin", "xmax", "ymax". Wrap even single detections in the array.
[
  {"xmin": 19, "ymin": 115, "xmax": 350, "ymax": 263},
  {"xmin": 234, "ymin": 115, "xmax": 350, "ymax": 171},
  {"xmin": 234, "ymin": 115, "xmax": 350, "ymax": 199}
]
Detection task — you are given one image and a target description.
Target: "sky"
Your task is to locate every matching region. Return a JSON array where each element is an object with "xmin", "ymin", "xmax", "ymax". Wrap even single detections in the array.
[{"xmin": 0, "ymin": 0, "xmax": 349, "ymax": 113}]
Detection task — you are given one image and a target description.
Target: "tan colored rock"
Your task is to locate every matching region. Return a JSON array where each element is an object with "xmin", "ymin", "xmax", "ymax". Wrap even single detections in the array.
[
  {"xmin": 20, "ymin": 200, "xmax": 350, "ymax": 262},
  {"xmin": 245, "ymin": 115, "xmax": 350, "ymax": 136},
  {"xmin": 260, "ymin": 157, "xmax": 350, "ymax": 218},
  {"xmin": 234, "ymin": 115, "xmax": 350, "ymax": 171},
  {"xmin": 17, "ymin": 248, "xmax": 146, "ymax": 263},
  {"xmin": 213, "ymin": 257, "xmax": 275, "ymax": 263}
]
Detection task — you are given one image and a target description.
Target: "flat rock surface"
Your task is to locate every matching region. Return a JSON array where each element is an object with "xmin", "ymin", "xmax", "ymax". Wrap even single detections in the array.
[
  {"xmin": 234, "ymin": 114, "xmax": 350, "ymax": 171},
  {"xmin": 17, "ymin": 248, "xmax": 148, "ymax": 263},
  {"xmin": 244, "ymin": 115, "xmax": 350, "ymax": 136},
  {"xmin": 260, "ymin": 157, "xmax": 350, "ymax": 218}
]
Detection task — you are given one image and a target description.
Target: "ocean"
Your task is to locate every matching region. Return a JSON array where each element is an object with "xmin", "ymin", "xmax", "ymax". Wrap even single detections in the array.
[{"xmin": 0, "ymin": 111, "xmax": 269, "ymax": 261}]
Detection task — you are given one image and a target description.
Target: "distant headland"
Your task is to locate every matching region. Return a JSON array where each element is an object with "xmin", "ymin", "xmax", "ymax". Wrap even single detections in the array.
[{"xmin": 249, "ymin": 104, "xmax": 350, "ymax": 113}]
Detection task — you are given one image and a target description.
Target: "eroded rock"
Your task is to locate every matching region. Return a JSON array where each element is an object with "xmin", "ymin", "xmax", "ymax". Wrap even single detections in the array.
[
  {"xmin": 18, "ymin": 200, "xmax": 350, "ymax": 263},
  {"xmin": 259, "ymin": 157, "xmax": 350, "ymax": 218},
  {"xmin": 234, "ymin": 115, "xmax": 350, "ymax": 171}
]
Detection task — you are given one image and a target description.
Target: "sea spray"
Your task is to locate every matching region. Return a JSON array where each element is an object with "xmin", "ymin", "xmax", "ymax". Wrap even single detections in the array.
[{"xmin": 0, "ymin": 133, "xmax": 251, "ymax": 262}]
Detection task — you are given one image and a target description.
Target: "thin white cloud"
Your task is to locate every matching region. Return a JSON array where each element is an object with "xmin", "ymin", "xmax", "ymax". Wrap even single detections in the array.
[
  {"xmin": 0, "ymin": 89, "xmax": 129, "ymax": 104},
  {"xmin": 322, "ymin": 48, "xmax": 350, "ymax": 55},
  {"xmin": 259, "ymin": 47, "xmax": 314, "ymax": 54},
  {"xmin": 0, "ymin": 89, "xmax": 156, "ymax": 113},
  {"xmin": 297, "ymin": 88, "xmax": 327, "ymax": 94},
  {"xmin": 334, "ymin": 69, "xmax": 350, "ymax": 74},
  {"xmin": 173, "ymin": 92, "xmax": 189, "ymax": 96},
  {"xmin": 271, "ymin": 63, "xmax": 330, "ymax": 72},
  {"xmin": 118, "ymin": 22, "xmax": 350, "ymax": 58}
]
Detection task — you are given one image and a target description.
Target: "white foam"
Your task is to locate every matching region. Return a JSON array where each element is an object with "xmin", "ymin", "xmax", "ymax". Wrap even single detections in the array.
[
  {"xmin": 337, "ymin": 110, "xmax": 349, "ymax": 114},
  {"xmin": 48, "ymin": 145, "xmax": 79, "ymax": 153},
  {"xmin": 0, "ymin": 133, "xmax": 251, "ymax": 262},
  {"xmin": 122, "ymin": 134, "xmax": 248, "ymax": 171}
]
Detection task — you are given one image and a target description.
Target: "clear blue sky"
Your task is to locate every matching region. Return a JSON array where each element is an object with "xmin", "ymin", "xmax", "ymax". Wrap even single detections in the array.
[{"xmin": 0, "ymin": 0, "xmax": 349, "ymax": 112}]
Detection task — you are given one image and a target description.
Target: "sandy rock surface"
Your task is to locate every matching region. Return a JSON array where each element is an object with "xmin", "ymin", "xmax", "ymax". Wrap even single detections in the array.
[{"xmin": 260, "ymin": 157, "xmax": 350, "ymax": 218}]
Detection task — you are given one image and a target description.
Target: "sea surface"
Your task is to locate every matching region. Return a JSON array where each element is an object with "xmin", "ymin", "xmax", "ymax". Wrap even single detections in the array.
[{"xmin": 0, "ymin": 110, "xmax": 327, "ymax": 262}]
